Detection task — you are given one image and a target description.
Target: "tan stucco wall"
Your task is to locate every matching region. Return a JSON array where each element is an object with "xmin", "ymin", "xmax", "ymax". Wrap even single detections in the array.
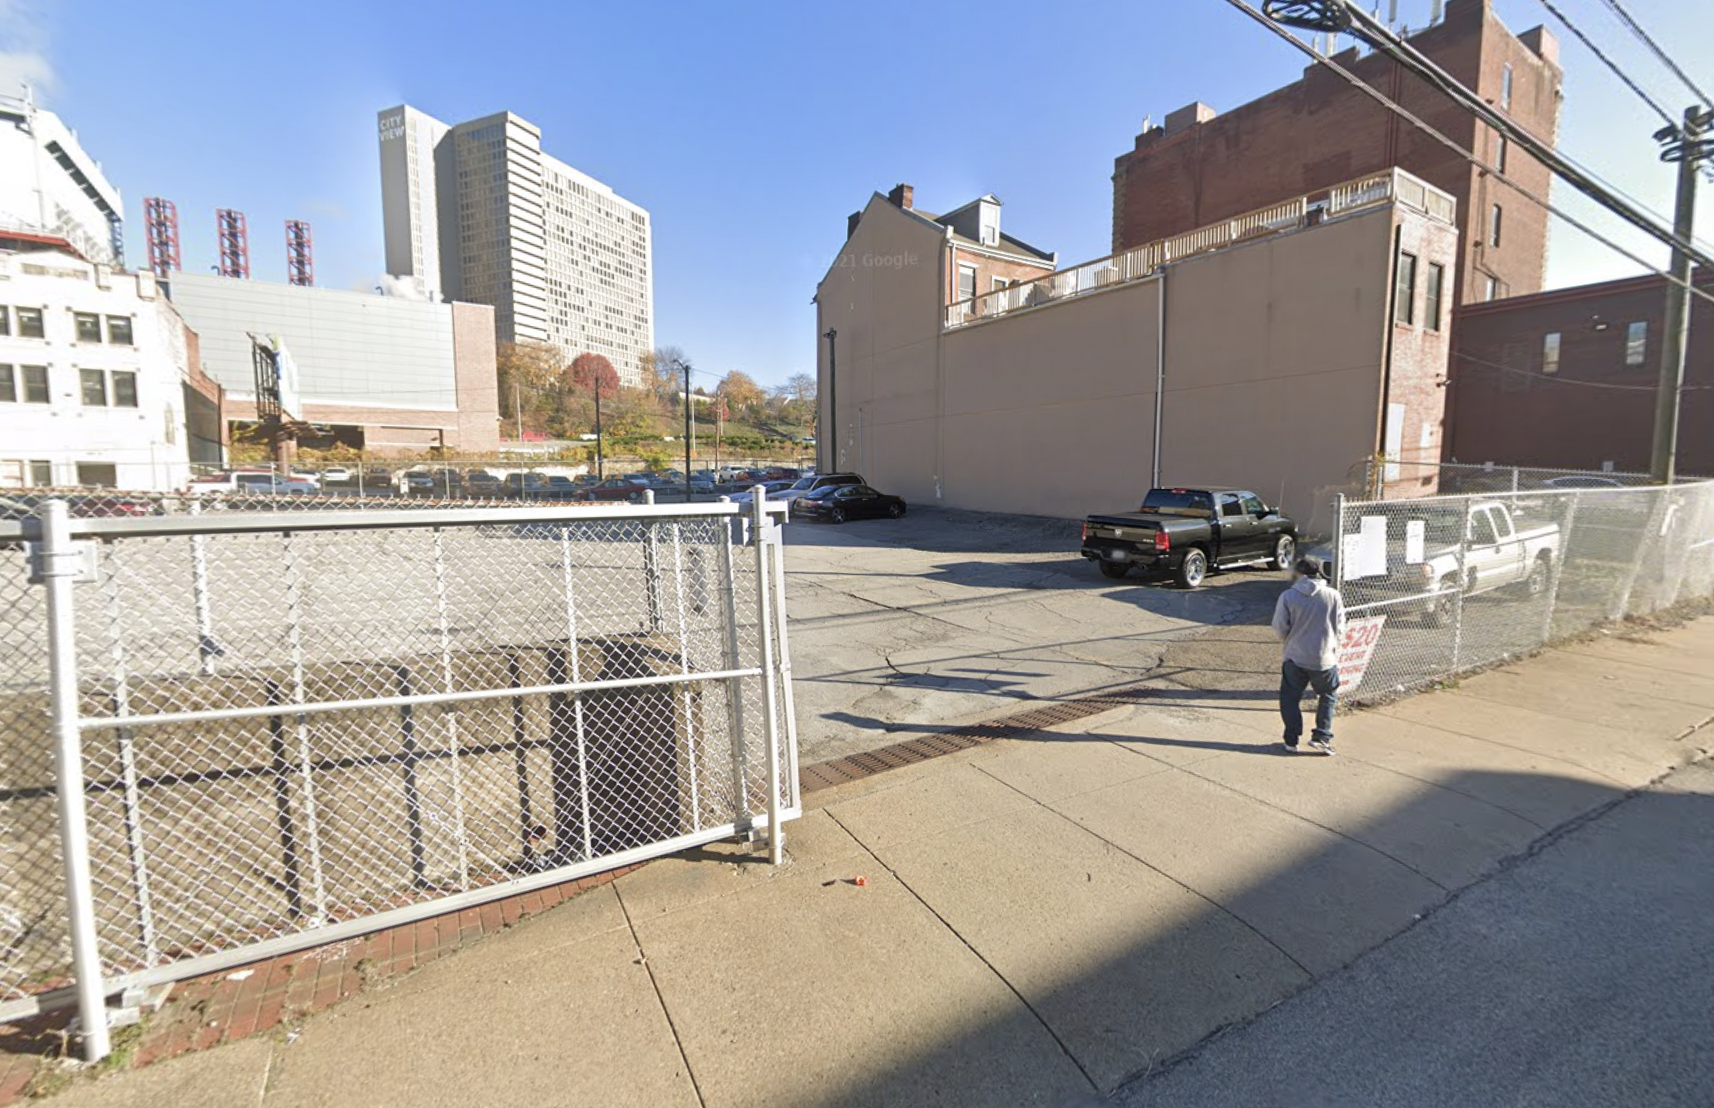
[
  {"xmin": 816, "ymin": 199, "xmax": 1429, "ymax": 537},
  {"xmin": 1161, "ymin": 208, "xmax": 1393, "ymax": 535}
]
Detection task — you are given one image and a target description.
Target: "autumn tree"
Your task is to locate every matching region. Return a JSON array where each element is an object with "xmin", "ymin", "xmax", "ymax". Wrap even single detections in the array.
[
  {"xmin": 495, "ymin": 340, "xmax": 563, "ymax": 436},
  {"xmin": 565, "ymin": 352, "xmax": 620, "ymax": 399},
  {"xmin": 717, "ymin": 370, "xmax": 765, "ymax": 418},
  {"xmin": 640, "ymin": 345, "xmax": 687, "ymax": 403}
]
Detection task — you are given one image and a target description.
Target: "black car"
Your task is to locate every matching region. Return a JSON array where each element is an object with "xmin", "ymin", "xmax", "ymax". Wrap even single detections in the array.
[{"xmin": 794, "ymin": 483, "xmax": 907, "ymax": 523}]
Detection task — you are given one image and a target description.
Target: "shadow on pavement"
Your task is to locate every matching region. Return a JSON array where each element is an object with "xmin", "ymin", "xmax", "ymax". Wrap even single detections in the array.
[{"xmin": 795, "ymin": 765, "xmax": 1664, "ymax": 1108}]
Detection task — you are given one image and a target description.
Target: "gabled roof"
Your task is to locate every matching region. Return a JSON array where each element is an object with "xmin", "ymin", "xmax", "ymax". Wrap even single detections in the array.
[{"xmin": 911, "ymin": 196, "xmax": 1055, "ymax": 266}]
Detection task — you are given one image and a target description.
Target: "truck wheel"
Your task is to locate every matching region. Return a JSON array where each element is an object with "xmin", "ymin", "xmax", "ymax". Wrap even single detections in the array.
[
  {"xmin": 1268, "ymin": 534, "xmax": 1296, "ymax": 571},
  {"xmin": 1521, "ymin": 555, "xmax": 1551, "ymax": 597},
  {"xmin": 1174, "ymin": 549, "xmax": 1208, "ymax": 589},
  {"xmin": 1098, "ymin": 561, "xmax": 1130, "ymax": 580},
  {"xmin": 1423, "ymin": 578, "xmax": 1456, "ymax": 627}
]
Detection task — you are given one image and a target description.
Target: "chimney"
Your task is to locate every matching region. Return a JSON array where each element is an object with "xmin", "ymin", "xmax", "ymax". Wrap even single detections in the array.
[
  {"xmin": 887, "ymin": 183, "xmax": 914, "ymax": 209},
  {"xmin": 1163, "ymin": 102, "xmax": 1217, "ymax": 136},
  {"xmin": 847, "ymin": 210, "xmax": 862, "ymax": 239}
]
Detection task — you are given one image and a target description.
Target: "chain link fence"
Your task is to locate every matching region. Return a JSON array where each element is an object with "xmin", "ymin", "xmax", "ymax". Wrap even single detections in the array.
[
  {"xmin": 1331, "ymin": 479, "xmax": 1714, "ymax": 703},
  {"xmin": 0, "ymin": 495, "xmax": 797, "ymax": 1058}
]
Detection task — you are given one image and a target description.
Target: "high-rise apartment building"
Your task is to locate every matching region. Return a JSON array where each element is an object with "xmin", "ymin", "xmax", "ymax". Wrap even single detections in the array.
[
  {"xmin": 1110, "ymin": 0, "xmax": 1559, "ymax": 306},
  {"xmin": 0, "ymin": 88, "xmax": 124, "ymax": 267},
  {"xmin": 378, "ymin": 105, "xmax": 653, "ymax": 386}
]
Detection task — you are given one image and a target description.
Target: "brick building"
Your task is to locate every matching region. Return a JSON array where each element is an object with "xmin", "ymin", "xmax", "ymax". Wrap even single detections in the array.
[
  {"xmin": 849, "ymin": 184, "xmax": 1057, "ymax": 314},
  {"xmin": 1446, "ymin": 272, "xmax": 1714, "ymax": 476},
  {"xmin": 1111, "ymin": 0, "xmax": 1559, "ymax": 308}
]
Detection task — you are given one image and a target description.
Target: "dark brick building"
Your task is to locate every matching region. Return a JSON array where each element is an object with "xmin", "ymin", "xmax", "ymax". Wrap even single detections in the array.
[
  {"xmin": 1111, "ymin": 0, "xmax": 1560, "ymax": 307},
  {"xmin": 1446, "ymin": 272, "xmax": 1714, "ymax": 475}
]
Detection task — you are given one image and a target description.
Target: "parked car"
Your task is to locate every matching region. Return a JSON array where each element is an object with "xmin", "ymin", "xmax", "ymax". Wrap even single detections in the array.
[
  {"xmin": 794, "ymin": 483, "xmax": 906, "ymax": 523},
  {"xmin": 320, "ymin": 466, "xmax": 352, "ymax": 484},
  {"xmin": 0, "ymin": 493, "xmax": 152, "ymax": 520},
  {"xmin": 1542, "ymin": 474, "xmax": 1627, "ymax": 491},
  {"xmin": 778, "ymin": 472, "xmax": 864, "ymax": 504},
  {"xmin": 728, "ymin": 479, "xmax": 797, "ymax": 504},
  {"xmin": 234, "ymin": 473, "xmax": 318, "ymax": 496},
  {"xmin": 580, "ymin": 478, "xmax": 646, "ymax": 503},
  {"xmin": 185, "ymin": 470, "xmax": 276, "ymax": 493},
  {"xmin": 464, "ymin": 470, "xmax": 503, "ymax": 495},
  {"xmin": 503, "ymin": 472, "xmax": 550, "ymax": 497},
  {"xmin": 398, "ymin": 471, "xmax": 435, "ymax": 495},
  {"xmin": 1080, "ymin": 487, "xmax": 1297, "ymax": 588},
  {"xmin": 1375, "ymin": 500, "xmax": 1562, "ymax": 626},
  {"xmin": 543, "ymin": 475, "xmax": 582, "ymax": 499}
]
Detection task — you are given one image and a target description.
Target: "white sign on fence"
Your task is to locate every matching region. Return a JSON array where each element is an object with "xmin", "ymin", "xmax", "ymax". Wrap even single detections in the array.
[
  {"xmin": 1405, "ymin": 519, "xmax": 1426, "ymax": 565},
  {"xmin": 1339, "ymin": 615, "xmax": 1387, "ymax": 693}
]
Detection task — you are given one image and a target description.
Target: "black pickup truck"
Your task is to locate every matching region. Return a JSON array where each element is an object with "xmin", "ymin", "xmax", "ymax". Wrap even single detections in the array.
[{"xmin": 1080, "ymin": 487, "xmax": 1298, "ymax": 588}]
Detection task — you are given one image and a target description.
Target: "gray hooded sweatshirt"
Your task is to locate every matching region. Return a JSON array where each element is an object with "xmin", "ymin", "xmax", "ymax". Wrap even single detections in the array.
[{"xmin": 1272, "ymin": 576, "xmax": 1347, "ymax": 670}]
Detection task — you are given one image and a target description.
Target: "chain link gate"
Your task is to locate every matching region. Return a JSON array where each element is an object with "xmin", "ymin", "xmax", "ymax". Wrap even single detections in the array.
[{"xmin": 0, "ymin": 496, "xmax": 798, "ymax": 1060}]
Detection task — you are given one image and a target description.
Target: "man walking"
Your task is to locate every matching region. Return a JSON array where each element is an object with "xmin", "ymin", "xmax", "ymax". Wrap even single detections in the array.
[{"xmin": 1272, "ymin": 555, "xmax": 1346, "ymax": 755}]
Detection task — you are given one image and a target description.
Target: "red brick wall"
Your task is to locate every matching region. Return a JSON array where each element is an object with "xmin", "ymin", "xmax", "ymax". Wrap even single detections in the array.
[
  {"xmin": 1445, "ymin": 273, "xmax": 1714, "ymax": 475},
  {"xmin": 1112, "ymin": 0, "xmax": 1559, "ymax": 307},
  {"xmin": 1384, "ymin": 212, "xmax": 1461, "ymax": 497},
  {"xmin": 947, "ymin": 246, "xmax": 1055, "ymax": 306}
]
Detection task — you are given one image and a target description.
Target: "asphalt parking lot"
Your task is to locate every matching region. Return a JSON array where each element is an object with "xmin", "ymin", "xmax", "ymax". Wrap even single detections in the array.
[{"xmin": 780, "ymin": 506, "xmax": 1288, "ymax": 764}]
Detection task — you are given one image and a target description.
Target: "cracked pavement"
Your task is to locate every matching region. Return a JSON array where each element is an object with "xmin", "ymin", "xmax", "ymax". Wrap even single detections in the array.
[{"xmin": 781, "ymin": 506, "xmax": 1286, "ymax": 763}]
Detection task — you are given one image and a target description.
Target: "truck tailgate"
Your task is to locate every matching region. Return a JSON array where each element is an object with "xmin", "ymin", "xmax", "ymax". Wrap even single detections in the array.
[{"xmin": 1084, "ymin": 514, "xmax": 1165, "ymax": 542}]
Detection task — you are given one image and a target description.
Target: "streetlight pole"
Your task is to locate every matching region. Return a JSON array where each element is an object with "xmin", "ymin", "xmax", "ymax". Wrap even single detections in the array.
[
  {"xmin": 683, "ymin": 359, "xmax": 693, "ymax": 501},
  {"xmin": 822, "ymin": 328, "xmax": 837, "ymax": 472},
  {"xmin": 1651, "ymin": 104, "xmax": 1711, "ymax": 484}
]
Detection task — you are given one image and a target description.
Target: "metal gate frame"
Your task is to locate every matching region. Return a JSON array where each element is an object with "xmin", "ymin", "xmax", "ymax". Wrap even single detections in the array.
[{"xmin": 14, "ymin": 494, "xmax": 798, "ymax": 1061}]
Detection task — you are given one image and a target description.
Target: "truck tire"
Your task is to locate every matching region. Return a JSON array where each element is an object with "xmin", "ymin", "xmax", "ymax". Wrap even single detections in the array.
[
  {"xmin": 1520, "ymin": 554, "xmax": 1551, "ymax": 598},
  {"xmin": 1267, "ymin": 534, "xmax": 1296, "ymax": 571},
  {"xmin": 1423, "ymin": 578, "xmax": 1456, "ymax": 627},
  {"xmin": 1174, "ymin": 549, "xmax": 1208, "ymax": 589},
  {"xmin": 1098, "ymin": 561, "xmax": 1130, "ymax": 580}
]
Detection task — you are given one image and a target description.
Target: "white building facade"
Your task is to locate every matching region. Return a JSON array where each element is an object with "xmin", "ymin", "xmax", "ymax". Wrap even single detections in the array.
[
  {"xmin": 0, "ymin": 90, "xmax": 124, "ymax": 268},
  {"xmin": 377, "ymin": 105, "xmax": 654, "ymax": 387},
  {"xmin": 0, "ymin": 250, "xmax": 196, "ymax": 490}
]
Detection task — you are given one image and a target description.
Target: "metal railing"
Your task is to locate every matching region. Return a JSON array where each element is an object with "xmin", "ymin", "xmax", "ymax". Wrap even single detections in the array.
[
  {"xmin": 0, "ymin": 493, "xmax": 799, "ymax": 1060},
  {"xmin": 1330, "ymin": 479, "xmax": 1714, "ymax": 703},
  {"xmin": 945, "ymin": 168, "xmax": 1458, "ymax": 329}
]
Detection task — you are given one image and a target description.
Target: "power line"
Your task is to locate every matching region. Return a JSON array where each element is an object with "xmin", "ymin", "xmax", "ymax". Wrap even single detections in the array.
[
  {"xmin": 1596, "ymin": 0, "xmax": 1712, "ymax": 108},
  {"xmin": 1222, "ymin": 0, "xmax": 1714, "ymax": 311},
  {"xmin": 1451, "ymin": 349, "xmax": 1713, "ymax": 392},
  {"xmin": 1534, "ymin": 0, "xmax": 1674, "ymax": 127}
]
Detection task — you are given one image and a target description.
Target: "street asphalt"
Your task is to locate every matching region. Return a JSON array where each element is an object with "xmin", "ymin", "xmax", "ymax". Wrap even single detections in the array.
[{"xmin": 1119, "ymin": 758, "xmax": 1714, "ymax": 1108}]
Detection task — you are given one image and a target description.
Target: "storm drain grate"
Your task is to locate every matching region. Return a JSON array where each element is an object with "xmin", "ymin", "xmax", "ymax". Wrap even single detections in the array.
[{"xmin": 799, "ymin": 685, "xmax": 1160, "ymax": 794}]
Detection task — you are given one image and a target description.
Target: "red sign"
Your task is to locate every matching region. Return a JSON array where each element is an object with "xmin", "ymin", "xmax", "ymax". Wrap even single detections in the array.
[{"xmin": 1338, "ymin": 615, "xmax": 1387, "ymax": 693}]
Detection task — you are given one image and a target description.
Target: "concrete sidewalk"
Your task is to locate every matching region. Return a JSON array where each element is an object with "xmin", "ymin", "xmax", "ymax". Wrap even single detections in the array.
[{"xmin": 40, "ymin": 620, "xmax": 1714, "ymax": 1108}]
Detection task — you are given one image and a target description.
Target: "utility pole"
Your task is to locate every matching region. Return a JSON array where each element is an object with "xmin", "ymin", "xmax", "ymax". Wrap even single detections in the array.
[
  {"xmin": 1651, "ymin": 104, "xmax": 1712, "ymax": 484},
  {"xmin": 683, "ymin": 359, "xmax": 693, "ymax": 501},
  {"xmin": 822, "ymin": 329, "xmax": 837, "ymax": 472},
  {"xmin": 514, "ymin": 382, "xmax": 523, "ymax": 443}
]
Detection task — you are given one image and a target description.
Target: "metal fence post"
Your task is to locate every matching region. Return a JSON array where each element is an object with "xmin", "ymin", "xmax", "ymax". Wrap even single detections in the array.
[
  {"xmin": 188, "ymin": 497, "xmax": 218, "ymax": 676},
  {"xmin": 1541, "ymin": 491, "xmax": 1579, "ymax": 643},
  {"xmin": 1450, "ymin": 496, "xmax": 1472, "ymax": 673},
  {"xmin": 1330, "ymin": 494, "xmax": 1347, "ymax": 589},
  {"xmin": 751, "ymin": 493, "xmax": 784, "ymax": 865},
  {"xmin": 39, "ymin": 500, "xmax": 111, "ymax": 1061},
  {"xmin": 768, "ymin": 507, "xmax": 800, "ymax": 812},
  {"xmin": 716, "ymin": 501, "xmax": 750, "ymax": 826}
]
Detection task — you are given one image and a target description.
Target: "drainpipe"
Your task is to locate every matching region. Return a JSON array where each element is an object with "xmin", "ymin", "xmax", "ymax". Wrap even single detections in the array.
[
  {"xmin": 1152, "ymin": 272, "xmax": 1167, "ymax": 487},
  {"xmin": 937, "ymin": 229, "xmax": 953, "ymax": 500},
  {"xmin": 1375, "ymin": 224, "xmax": 1403, "ymax": 498}
]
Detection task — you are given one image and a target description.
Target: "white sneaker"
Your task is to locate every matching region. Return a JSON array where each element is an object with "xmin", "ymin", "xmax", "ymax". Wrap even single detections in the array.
[{"xmin": 1308, "ymin": 737, "xmax": 1335, "ymax": 756}]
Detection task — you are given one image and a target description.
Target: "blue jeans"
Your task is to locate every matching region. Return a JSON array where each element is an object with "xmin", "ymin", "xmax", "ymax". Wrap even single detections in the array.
[{"xmin": 1280, "ymin": 660, "xmax": 1340, "ymax": 745}]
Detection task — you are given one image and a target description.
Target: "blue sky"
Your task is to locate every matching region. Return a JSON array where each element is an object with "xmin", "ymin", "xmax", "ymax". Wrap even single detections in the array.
[{"xmin": 6, "ymin": 0, "xmax": 1710, "ymax": 388}]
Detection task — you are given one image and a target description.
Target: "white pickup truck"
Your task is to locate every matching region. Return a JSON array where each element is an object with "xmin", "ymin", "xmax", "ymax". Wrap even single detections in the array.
[{"xmin": 1413, "ymin": 501, "xmax": 1561, "ymax": 625}]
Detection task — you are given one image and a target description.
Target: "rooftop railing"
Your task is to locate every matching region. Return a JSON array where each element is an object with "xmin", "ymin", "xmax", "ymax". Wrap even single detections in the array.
[{"xmin": 945, "ymin": 168, "xmax": 1457, "ymax": 330}]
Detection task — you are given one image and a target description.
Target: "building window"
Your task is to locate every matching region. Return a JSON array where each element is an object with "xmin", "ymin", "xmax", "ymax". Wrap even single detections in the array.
[
  {"xmin": 112, "ymin": 371, "xmax": 138, "ymax": 408},
  {"xmin": 991, "ymin": 276, "xmax": 1008, "ymax": 293},
  {"xmin": 76, "ymin": 463, "xmax": 118, "ymax": 488},
  {"xmin": 1501, "ymin": 63, "xmax": 1513, "ymax": 110},
  {"xmin": 1494, "ymin": 134, "xmax": 1508, "ymax": 173},
  {"xmin": 1483, "ymin": 274, "xmax": 1499, "ymax": 302},
  {"xmin": 1626, "ymin": 321, "xmax": 1648, "ymax": 367},
  {"xmin": 957, "ymin": 264, "xmax": 977, "ymax": 302},
  {"xmin": 1394, "ymin": 250, "xmax": 1417, "ymax": 325},
  {"xmin": 16, "ymin": 307, "xmax": 44, "ymax": 339},
  {"xmin": 1542, "ymin": 331, "xmax": 1561, "ymax": 374},
  {"xmin": 0, "ymin": 306, "xmax": 8, "ymax": 335},
  {"xmin": 80, "ymin": 368, "xmax": 108, "ymax": 406},
  {"xmin": 0, "ymin": 365, "xmax": 50, "ymax": 404},
  {"xmin": 107, "ymin": 316, "xmax": 133, "ymax": 345},
  {"xmin": 1425, "ymin": 263, "xmax": 1445, "ymax": 332},
  {"xmin": 1489, "ymin": 205, "xmax": 1503, "ymax": 247},
  {"xmin": 74, "ymin": 312, "xmax": 102, "ymax": 342},
  {"xmin": 29, "ymin": 461, "xmax": 52, "ymax": 487}
]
